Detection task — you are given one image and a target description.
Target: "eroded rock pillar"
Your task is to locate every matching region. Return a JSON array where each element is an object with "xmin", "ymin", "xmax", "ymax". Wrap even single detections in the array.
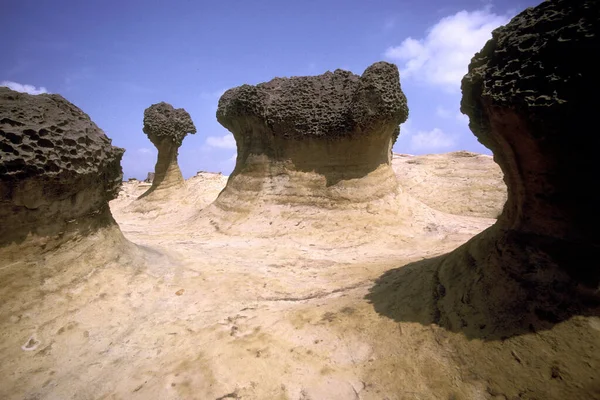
[
  {"xmin": 206, "ymin": 62, "xmax": 408, "ymax": 234},
  {"xmin": 138, "ymin": 102, "xmax": 196, "ymax": 199}
]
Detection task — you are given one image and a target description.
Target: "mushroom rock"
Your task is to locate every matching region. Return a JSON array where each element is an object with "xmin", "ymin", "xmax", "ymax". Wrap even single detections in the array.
[
  {"xmin": 462, "ymin": 0, "xmax": 600, "ymax": 250},
  {"xmin": 138, "ymin": 102, "xmax": 196, "ymax": 199},
  {"xmin": 0, "ymin": 88, "xmax": 127, "ymax": 257},
  {"xmin": 381, "ymin": 0, "xmax": 600, "ymax": 340},
  {"xmin": 203, "ymin": 62, "xmax": 410, "ymax": 238},
  {"xmin": 453, "ymin": 0, "xmax": 600, "ymax": 316},
  {"xmin": 366, "ymin": 3, "xmax": 600, "ymax": 396}
]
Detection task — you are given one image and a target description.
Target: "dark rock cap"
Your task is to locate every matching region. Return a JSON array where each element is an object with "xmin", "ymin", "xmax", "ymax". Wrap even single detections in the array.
[
  {"xmin": 143, "ymin": 102, "xmax": 197, "ymax": 146},
  {"xmin": 217, "ymin": 61, "xmax": 408, "ymax": 139},
  {"xmin": 461, "ymin": 0, "xmax": 600, "ymax": 143},
  {"xmin": 0, "ymin": 87, "xmax": 125, "ymax": 200}
]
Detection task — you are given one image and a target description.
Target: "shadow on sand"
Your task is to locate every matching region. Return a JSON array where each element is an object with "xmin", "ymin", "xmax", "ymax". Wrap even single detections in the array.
[{"xmin": 365, "ymin": 229, "xmax": 600, "ymax": 341}]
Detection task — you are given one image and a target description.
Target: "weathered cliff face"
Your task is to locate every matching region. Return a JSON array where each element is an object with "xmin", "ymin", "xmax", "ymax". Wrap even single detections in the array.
[
  {"xmin": 203, "ymin": 62, "xmax": 410, "ymax": 238},
  {"xmin": 0, "ymin": 88, "xmax": 125, "ymax": 253},
  {"xmin": 139, "ymin": 102, "xmax": 196, "ymax": 199}
]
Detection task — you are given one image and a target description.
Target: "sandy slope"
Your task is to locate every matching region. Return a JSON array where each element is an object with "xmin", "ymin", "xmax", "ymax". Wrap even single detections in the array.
[
  {"xmin": 1, "ymin": 152, "xmax": 597, "ymax": 400},
  {"xmin": 392, "ymin": 151, "xmax": 506, "ymax": 219}
]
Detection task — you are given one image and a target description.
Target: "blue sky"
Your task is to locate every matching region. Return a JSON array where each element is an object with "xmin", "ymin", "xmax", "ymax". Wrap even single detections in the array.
[{"xmin": 1, "ymin": 0, "xmax": 540, "ymax": 179}]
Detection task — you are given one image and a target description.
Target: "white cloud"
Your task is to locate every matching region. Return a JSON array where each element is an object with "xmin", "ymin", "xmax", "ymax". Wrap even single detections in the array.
[
  {"xmin": 205, "ymin": 133, "xmax": 236, "ymax": 149},
  {"xmin": 400, "ymin": 118, "xmax": 412, "ymax": 135},
  {"xmin": 1, "ymin": 81, "xmax": 48, "ymax": 95},
  {"xmin": 384, "ymin": 8, "xmax": 509, "ymax": 91},
  {"xmin": 410, "ymin": 128, "xmax": 456, "ymax": 151},
  {"xmin": 137, "ymin": 148, "xmax": 153, "ymax": 154},
  {"xmin": 437, "ymin": 106, "xmax": 470, "ymax": 124}
]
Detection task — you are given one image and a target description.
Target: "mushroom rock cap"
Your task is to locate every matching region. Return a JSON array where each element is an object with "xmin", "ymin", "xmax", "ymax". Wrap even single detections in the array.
[
  {"xmin": 217, "ymin": 61, "xmax": 407, "ymax": 142},
  {"xmin": 215, "ymin": 62, "xmax": 408, "ymax": 182},
  {"xmin": 137, "ymin": 102, "xmax": 196, "ymax": 201},
  {"xmin": 143, "ymin": 102, "xmax": 196, "ymax": 147},
  {"xmin": 0, "ymin": 87, "xmax": 125, "ymax": 247}
]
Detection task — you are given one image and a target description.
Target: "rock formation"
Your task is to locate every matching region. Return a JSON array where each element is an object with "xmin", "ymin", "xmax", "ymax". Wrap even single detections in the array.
[
  {"xmin": 370, "ymin": 0, "xmax": 599, "ymax": 366},
  {"xmin": 0, "ymin": 87, "xmax": 126, "ymax": 256},
  {"xmin": 454, "ymin": 0, "xmax": 600, "ymax": 314},
  {"xmin": 366, "ymin": 2, "xmax": 600, "ymax": 397},
  {"xmin": 138, "ymin": 102, "xmax": 196, "ymax": 199},
  {"xmin": 202, "ymin": 62, "xmax": 411, "ymax": 239}
]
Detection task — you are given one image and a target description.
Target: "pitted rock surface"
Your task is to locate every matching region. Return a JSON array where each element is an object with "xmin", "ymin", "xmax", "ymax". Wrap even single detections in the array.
[
  {"xmin": 0, "ymin": 88, "xmax": 124, "ymax": 198},
  {"xmin": 0, "ymin": 88, "xmax": 125, "ymax": 247},
  {"xmin": 138, "ymin": 102, "xmax": 196, "ymax": 200},
  {"xmin": 143, "ymin": 102, "xmax": 196, "ymax": 146},
  {"xmin": 217, "ymin": 61, "xmax": 408, "ymax": 140},
  {"xmin": 462, "ymin": 0, "xmax": 599, "ymax": 119}
]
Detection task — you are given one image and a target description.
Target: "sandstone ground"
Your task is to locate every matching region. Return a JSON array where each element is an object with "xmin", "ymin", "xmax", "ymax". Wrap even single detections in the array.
[{"xmin": 1, "ymin": 152, "xmax": 598, "ymax": 400}]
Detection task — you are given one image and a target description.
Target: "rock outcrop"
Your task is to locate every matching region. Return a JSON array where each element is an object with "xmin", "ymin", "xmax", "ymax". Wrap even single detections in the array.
[
  {"xmin": 144, "ymin": 172, "xmax": 155, "ymax": 183},
  {"xmin": 372, "ymin": 0, "xmax": 600, "ymax": 362},
  {"xmin": 449, "ymin": 0, "xmax": 600, "ymax": 335},
  {"xmin": 138, "ymin": 102, "xmax": 196, "ymax": 199},
  {"xmin": 202, "ymin": 62, "xmax": 412, "ymax": 240},
  {"xmin": 367, "ymin": 2, "xmax": 600, "ymax": 397},
  {"xmin": 0, "ymin": 88, "xmax": 126, "ymax": 255},
  {"xmin": 456, "ymin": 0, "xmax": 600, "ymax": 297}
]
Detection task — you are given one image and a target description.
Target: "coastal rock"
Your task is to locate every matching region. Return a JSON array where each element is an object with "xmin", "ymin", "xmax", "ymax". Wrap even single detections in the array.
[
  {"xmin": 370, "ymin": 0, "xmax": 600, "ymax": 349},
  {"xmin": 0, "ymin": 87, "xmax": 125, "ymax": 249},
  {"xmin": 203, "ymin": 62, "xmax": 410, "ymax": 240},
  {"xmin": 138, "ymin": 102, "xmax": 196, "ymax": 199}
]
